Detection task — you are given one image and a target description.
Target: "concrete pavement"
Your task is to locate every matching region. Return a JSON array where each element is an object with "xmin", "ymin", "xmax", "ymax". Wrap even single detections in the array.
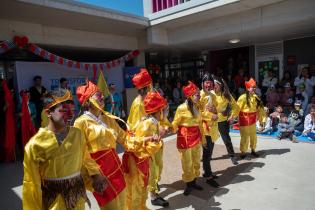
[{"xmin": 1, "ymin": 133, "xmax": 314, "ymax": 210}]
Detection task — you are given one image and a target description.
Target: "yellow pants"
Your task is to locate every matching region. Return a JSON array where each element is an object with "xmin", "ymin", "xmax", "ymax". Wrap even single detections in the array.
[
  {"xmin": 178, "ymin": 143, "xmax": 201, "ymax": 183},
  {"xmin": 100, "ymin": 189, "xmax": 126, "ymax": 210},
  {"xmin": 39, "ymin": 195, "xmax": 85, "ymax": 210},
  {"xmin": 124, "ymin": 156, "xmax": 149, "ymax": 210},
  {"xmin": 148, "ymin": 147, "xmax": 163, "ymax": 193},
  {"xmin": 239, "ymin": 124, "xmax": 257, "ymax": 153}
]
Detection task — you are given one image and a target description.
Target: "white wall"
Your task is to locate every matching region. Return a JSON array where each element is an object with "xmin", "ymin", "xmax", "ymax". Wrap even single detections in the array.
[{"xmin": 0, "ymin": 18, "xmax": 138, "ymax": 51}]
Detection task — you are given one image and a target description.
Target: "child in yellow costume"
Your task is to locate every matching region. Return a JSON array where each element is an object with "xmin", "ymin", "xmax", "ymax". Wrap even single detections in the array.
[
  {"xmin": 74, "ymin": 81, "xmax": 148, "ymax": 210},
  {"xmin": 199, "ymin": 74, "xmax": 220, "ymax": 188},
  {"xmin": 123, "ymin": 91, "xmax": 168, "ymax": 210},
  {"xmin": 127, "ymin": 68, "xmax": 169, "ymax": 207},
  {"xmin": 23, "ymin": 89, "xmax": 105, "ymax": 210},
  {"xmin": 172, "ymin": 81, "xmax": 205, "ymax": 196},
  {"xmin": 213, "ymin": 76, "xmax": 240, "ymax": 165},
  {"xmin": 148, "ymin": 104, "xmax": 171, "ymax": 207},
  {"xmin": 236, "ymin": 78, "xmax": 266, "ymax": 159},
  {"xmin": 127, "ymin": 68, "xmax": 152, "ymax": 131}
]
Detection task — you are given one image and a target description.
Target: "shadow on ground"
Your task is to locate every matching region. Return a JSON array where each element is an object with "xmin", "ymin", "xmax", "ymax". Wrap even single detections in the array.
[
  {"xmin": 158, "ymin": 147, "xmax": 291, "ymax": 210},
  {"xmin": 0, "ymin": 162, "xmax": 23, "ymax": 210}
]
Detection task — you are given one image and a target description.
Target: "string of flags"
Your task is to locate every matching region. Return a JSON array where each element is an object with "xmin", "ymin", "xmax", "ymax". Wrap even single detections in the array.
[{"xmin": 0, "ymin": 35, "xmax": 140, "ymax": 79}]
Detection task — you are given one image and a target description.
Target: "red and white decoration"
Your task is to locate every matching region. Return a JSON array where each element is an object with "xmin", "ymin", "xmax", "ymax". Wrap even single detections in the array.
[{"xmin": 0, "ymin": 35, "xmax": 140, "ymax": 79}]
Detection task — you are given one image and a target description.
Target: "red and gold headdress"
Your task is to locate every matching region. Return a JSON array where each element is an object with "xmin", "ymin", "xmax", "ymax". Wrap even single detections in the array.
[
  {"xmin": 245, "ymin": 78, "xmax": 257, "ymax": 90},
  {"xmin": 45, "ymin": 90, "xmax": 73, "ymax": 109},
  {"xmin": 76, "ymin": 81, "xmax": 100, "ymax": 105},
  {"xmin": 183, "ymin": 81, "xmax": 199, "ymax": 97},
  {"xmin": 144, "ymin": 91, "xmax": 168, "ymax": 114},
  {"xmin": 132, "ymin": 68, "xmax": 152, "ymax": 89}
]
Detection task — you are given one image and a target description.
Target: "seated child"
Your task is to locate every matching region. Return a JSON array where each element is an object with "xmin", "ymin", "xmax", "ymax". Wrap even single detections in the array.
[
  {"xmin": 295, "ymin": 84, "xmax": 308, "ymax": 113},
  {"xmin": 270, "ymin": 105, "xmax": 284, "ymax": 131},
  {"xmin": 302, "ymin": 106, "xmax": 315, "ymax": 141},
  {"xmin": 305, "ymin": 96, "xmax": 315, "ymax": 116},
  {"xmin": 288, "ymin": 109, "xmax": 303, "ymax": 135},
  {"xmin": 293, "ymin": 100, "xmax": 304, "ymax": 117},
  {"xmin": 257, "ymin": 107, "xmax": 272, "ymax": 134},
  {"xmin": 277, "ymin": 113, "xmax": 298, "ymax": 143}
]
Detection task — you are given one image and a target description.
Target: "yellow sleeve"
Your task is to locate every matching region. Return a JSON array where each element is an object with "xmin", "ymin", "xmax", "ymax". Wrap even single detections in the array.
[
  {"xmin": 22, "ymin": 142, "xmax": 42, "ymax": 210},
  {"xmin": 257, "ymin": 106, "xmax": 267, "ymax": 124},
  {"xmin": 127, "ymin": 97, "xmax": 146, "ymax": 131},
  {"xmin": 128, "ymin": 119, "xmax": 162, "ymax": 158},
  {"xmin": 172, "ymin": 106, "xmax": 182, "ymax": 133},
  {"xmin": 231, "ymin": 96, "xmax": 240, "ymax": 118},
  {"xmin": 82, "ymin": 133, "xmax": 100, "ymax": 176}
]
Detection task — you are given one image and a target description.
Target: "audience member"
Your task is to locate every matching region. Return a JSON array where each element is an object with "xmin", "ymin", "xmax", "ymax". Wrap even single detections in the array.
[
  {"xmin": 105, "ymin": 83, "xmax": 123, "ymax": 118},
  {"xmin": 280, "ymin": 83, "xmax": 295, "ymax": 114},
  {"xmin": 172, "ymin": 81, "xmax": 184, "ymax": 105},
  {"xmin": 302, "ymin": 106, "xmax": 315, "ymax": 141},
  {"xmin": 29, "ymin": 75, "xmax": 46, "ymax": 128},
  {"xmin": 294, "ymin": 84, "xmax": 308, "ymax": 112},
  {"xmin": 279, "ymin": 70, "xmax": 293, "ymax": 88},
  {"xmin": 266, "ymin": 84, "xmax": 279, "ymax": 110},
  {"xmin": 294, "ymin": 67, "xmax": 315, "ymax": 99},
  {"xmin": 277, "ymin": 113, "xmax": 298, "ymax": 143},
  {"xmin": 257, "ymin": 107, "xmax": 272, "ymax": 134},
  {"xmin": 288, "ymin": 109, "xmax": 304, "ymax": 135},
  {"xmin": 270, "ymin": 105, "xmax": 284, "ymax": 131}
]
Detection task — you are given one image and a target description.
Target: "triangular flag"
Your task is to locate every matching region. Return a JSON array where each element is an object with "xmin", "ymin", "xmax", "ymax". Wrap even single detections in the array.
[{"xmin": 97, "ymin": 70, "xmax": 110, "ymax": 98}]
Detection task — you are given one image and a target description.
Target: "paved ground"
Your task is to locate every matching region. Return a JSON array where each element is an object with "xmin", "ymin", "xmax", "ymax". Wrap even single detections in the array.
[{"xmin": 1, "ymin": 133, "xmax": 315, "ymax": 210}]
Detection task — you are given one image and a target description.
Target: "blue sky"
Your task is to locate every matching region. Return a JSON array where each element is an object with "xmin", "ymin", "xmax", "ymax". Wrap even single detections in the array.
[{"xmin": 75, "ymin": 0, "xmax": 144, "ymax": 16}]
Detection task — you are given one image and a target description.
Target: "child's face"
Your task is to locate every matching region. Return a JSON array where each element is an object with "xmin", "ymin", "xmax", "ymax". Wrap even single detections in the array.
[
  {"xmin": 281, "ymin": 116, "xmax": 288, "ymax": 123},
  {"xmin": 295, "ymin": 105, "xmax": 301, "ymax": 110},
  {"xmin": 276, "ymin": 107, "xmax": 283, "ymax": 113},
  {"xmin": 311, "ymin": 109, "xmax": 315, "ymax": 116}
]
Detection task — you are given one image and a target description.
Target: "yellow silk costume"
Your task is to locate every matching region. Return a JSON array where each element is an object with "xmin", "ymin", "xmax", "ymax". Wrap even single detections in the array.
[
  {"xmin": 124, "ymin": 117, "xmax": 162, "ymax": 210},
  {"xmin": 23, "ymin": 127, "xmax": 100, "ymax": 210},
  {"xmin": 199, "ymin": 90, "xmax": 219, "ymax": 141},
  {"xmin": 148, "ymin": 118, "xmax": 171, "ymax": 194},
  {"xmin": 172, "ymin": 102, "xmax": 204, "ymax": 182},
  {"xmin": 214, "ymin": 92, "xmax": 239, "ymax": 122},
  {"xmin": 127, "ymin": 95, "xmax": 146, "ymax": 131},
  {"xmin": 74, "ymin": 113, "xmax": 143, "ymax": 210},
  {"xmin": 236, "ymin": 93, "xmax": 266, "ymax": 152}
]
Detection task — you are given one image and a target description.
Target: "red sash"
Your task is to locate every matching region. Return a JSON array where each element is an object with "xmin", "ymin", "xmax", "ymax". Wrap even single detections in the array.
[
  {"xmin": 122, "ymin": 152, "xmax": 149, "ymax": 186},
  {"xmin": 239, "ymin": 111, "xmax": 257, "ymax": 126},
  {"xmin": 177, "ymin": 126, "xmax": 201, "ymax": 149},
  {"xmin": 90, "ymin": 149, "xmax": 126, "ymax": 207}
]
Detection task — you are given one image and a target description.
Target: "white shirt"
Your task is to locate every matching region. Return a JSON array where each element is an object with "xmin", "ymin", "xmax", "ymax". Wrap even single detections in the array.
[
  {"xmin": 294, "ymin": 76, "xmax": 315, "ymax": 98},
  {"xmin": 303, "ymin": 114, "xmax": 315, "ymax": 133},
  {"xmin": 262, "ymin": 76, "xmax": 278, "ymax": 88}
]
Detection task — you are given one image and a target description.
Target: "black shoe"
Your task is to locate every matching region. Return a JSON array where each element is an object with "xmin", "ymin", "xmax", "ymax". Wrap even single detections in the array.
[
  {"xmin": 151, "ymin": 196, "xmax": 169, "ymax": 207},
  {"xmin": 203, "ymin": 174, "xmax": 219, "ymax": 179},
  {"xmin": 206, "ymin": 178, "xmax": 220, "ymax": 188},
  {"xmin": 240, "ymin": 153, "xmax": 247, "ymax": 159},
  {"xmin": 183, "ymin": 181, "xmax": 194, "ymax": 196},
  {"xmin": 251, "ymin": 151, "xmax": 259, "ymax": 158},
  {"xmin": 231, "ymin": 156, "xmax": 239, "ymax": 165},
  {"xmin": 183, "ymin": 186, "xmax": 193, "ymax": 196},
  {"xmin": 157, "ymin": 183, "xmax": 160, "ymax": 192},
  {"xmin": 192, "ymin": 179, "xmax": 203, "ymax": 191}
]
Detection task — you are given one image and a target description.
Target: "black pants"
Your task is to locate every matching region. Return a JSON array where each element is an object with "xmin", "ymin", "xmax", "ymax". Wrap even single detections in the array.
[
  {"xmin": 202, "ymin": 135, "xmax": 214, "ymax": 177},
  {"xmin": 218, "ymin": 120, "xmax": 235, "ymax": 157}
]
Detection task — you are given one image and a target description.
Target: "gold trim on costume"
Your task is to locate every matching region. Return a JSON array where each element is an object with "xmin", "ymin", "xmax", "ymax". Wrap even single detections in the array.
[{"xmin": 45, "ymin": 90, "xmax": 73, "ymax": 109}]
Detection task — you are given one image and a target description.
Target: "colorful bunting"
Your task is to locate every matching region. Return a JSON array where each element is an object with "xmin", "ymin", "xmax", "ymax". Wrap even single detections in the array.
[{"xmin": 0, "ymin": 35, "xmax": 140, "ymax": 80}]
